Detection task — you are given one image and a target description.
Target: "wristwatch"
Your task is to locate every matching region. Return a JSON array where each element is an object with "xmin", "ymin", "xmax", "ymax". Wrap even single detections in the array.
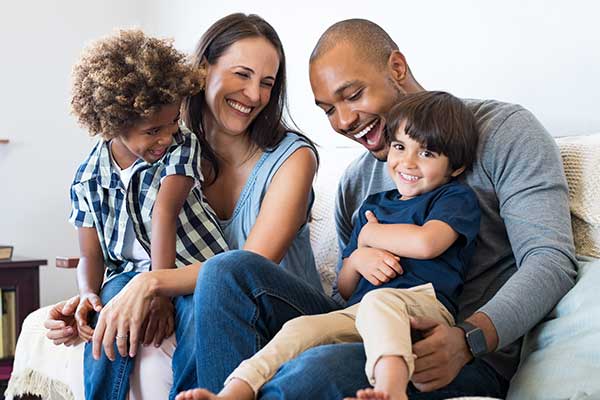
[{"xmin": 456, "ymin": 321, "xmax": 487, "ymax": 358}]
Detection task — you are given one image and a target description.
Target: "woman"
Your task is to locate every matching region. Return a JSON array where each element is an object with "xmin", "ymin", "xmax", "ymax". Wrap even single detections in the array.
[{"xmin": 11, "ymin": 13, "xmax": 322, "ymax": 400}]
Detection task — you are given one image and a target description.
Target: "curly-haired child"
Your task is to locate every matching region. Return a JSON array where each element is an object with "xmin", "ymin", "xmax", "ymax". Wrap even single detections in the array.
[{"xmin": 69, "ymin": 29, "xmax": 228, "ymax": 400}]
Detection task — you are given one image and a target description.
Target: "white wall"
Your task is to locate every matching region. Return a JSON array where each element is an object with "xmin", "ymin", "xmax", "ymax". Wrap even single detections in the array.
[
  {"xmin": 0, "ymin": 1, "xmax": 149, "ymax": 305},
  {"xmin": 1, "ymin": 0, "xmax": 599, "ymax": 306}
]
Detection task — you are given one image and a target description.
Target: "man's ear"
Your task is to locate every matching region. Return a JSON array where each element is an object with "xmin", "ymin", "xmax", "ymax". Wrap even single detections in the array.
[
  {"xmin": 388, "ymin": 50, "xmax": 408, "ymax": 85},
  {"xmin": 450, "ymin": 166, "xmax": 466, "ymax": 177}
]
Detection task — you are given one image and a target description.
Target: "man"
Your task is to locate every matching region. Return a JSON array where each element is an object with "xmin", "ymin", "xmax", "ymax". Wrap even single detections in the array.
[{"xmin": 193, "ymin": 18, "xmax": 577, "ymax": 399}]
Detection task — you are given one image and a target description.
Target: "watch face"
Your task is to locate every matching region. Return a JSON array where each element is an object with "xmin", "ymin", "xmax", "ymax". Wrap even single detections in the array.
[{"xmin": 466, "ymin": 329, "xmax": 487, "ymax": 357}]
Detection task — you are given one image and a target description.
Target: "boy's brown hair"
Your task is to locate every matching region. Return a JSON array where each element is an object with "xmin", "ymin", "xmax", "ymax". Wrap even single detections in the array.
[
  {"xmin": 71, "ymin": 29, "xmax": 204, "ymax": 140},
  {"xmin": 384, "ymin": 91, "xmax": 479, "ymax": 171}
]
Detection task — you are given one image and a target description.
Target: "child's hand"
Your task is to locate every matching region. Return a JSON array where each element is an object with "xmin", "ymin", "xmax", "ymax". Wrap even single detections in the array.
[
  {"xmin": 348, "ymin": 247, "xmax": 403, "ymax": 286},
  {"xmin": 358, "ymin": 210, "xmax": 380, "ymax": 248},
  {"xmin": 44, "ymin": 295, "xmax": 81, "ymax": 346},
  {"xmin": 74, "ymin": 293, "xmax": 103, "ymax": 342},
  {"xmin": 141, "ymin": 296, "xmax": 174, "ymax": 347}
]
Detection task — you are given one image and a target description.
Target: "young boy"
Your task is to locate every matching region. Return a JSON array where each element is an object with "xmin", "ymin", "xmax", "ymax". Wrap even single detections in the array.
[
  {"xmin": 69, "ymin": 30, "xmax": 228, "ymax": 399},
  {"xmin": 176, "ymin": 91, "xmax": 480, "ymax": 400}
]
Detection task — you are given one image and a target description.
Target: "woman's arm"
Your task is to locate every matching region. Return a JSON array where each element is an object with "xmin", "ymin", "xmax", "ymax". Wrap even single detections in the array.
[{"xmin": 242, "ymin": 147, "xmax": 317, "ymax": 263}]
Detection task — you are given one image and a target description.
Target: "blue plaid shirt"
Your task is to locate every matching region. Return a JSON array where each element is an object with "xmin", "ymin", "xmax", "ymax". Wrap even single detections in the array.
[{"xmin": 69, "ymin": 128, "xmax": 228, "ymax": 281}]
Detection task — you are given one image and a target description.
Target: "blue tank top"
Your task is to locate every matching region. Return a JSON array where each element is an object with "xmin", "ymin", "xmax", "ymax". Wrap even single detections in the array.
[{"xmin": 218, "ymin": 132, "xmax": 322, "ymax": 291}]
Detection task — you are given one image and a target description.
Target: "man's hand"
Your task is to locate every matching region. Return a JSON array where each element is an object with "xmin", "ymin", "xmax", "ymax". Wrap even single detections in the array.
[
  {"xmin": 348, "ymin": 246, "xmax": 402, "ymax": 286},
  {"xmin": 44, "ymin": 295, "xmax": 81, "ymax": 346},
  {"xmin": 410, "ymin": 316, "xmax": 472, "ymax": 392},
  {"xmin": 141, "ymin": 296, "xmax": 174, "ymax": 347},
  {"xmin": 74, "ymin": 292, "xmax": 103, "ymax": 342}
]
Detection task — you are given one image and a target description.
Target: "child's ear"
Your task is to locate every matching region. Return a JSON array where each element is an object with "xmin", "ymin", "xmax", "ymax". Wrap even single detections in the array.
[{"xmin": 450, "ymin": 166, "xmax": 466, "ymax": 177}]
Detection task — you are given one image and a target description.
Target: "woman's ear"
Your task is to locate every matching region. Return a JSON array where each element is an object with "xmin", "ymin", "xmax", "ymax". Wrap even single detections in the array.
[{"xmin": 388, "ymin": 50, "xmax": 408, "ymax": 85}]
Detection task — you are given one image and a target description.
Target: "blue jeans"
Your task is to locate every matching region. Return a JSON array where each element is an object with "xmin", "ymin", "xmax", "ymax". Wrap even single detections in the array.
[
  {"xmin": 84, "ymin": 271, "xmax": 196, "ymax": 400},
  {"xmin": 194, "ymin": 250, "xmax": 509, "ymax": 399}
]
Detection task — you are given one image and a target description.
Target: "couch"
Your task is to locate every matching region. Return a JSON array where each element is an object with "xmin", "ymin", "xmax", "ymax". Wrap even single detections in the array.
[{"xmin": 5, "ymin": 134, "xmax": 600, "ymax": 400}]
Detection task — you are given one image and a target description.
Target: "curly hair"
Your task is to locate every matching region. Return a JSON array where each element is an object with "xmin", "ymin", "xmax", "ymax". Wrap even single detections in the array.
[{"xmin": 71, "ymin": 29, "xmax": 205, "ymax": 140}]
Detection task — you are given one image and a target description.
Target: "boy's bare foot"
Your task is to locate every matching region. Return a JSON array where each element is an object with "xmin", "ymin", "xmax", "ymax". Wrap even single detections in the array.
[
  {"xmin": 175, "ymin": 388, "xmax": 220, "ymax": 400},
  {"xmin": 344, "ymin": 387, "xmax": 407, "ymax": 400}
]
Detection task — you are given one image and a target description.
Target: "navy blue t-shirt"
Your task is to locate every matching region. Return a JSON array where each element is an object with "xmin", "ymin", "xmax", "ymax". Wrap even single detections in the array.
[{"xmin": 341, "ymin": 180, "xmax": 480, "ymax": 316}]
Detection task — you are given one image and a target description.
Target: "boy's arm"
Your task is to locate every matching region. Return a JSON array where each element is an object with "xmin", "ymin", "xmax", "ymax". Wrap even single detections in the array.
[
  {"xmin": 151, "ymin": 174, "xmax": 194, "ymax": 270},
  {"xmin": 75, "ymin": 226, "xmax": 105, "ymax": 341},
  {"xmin": 358, "ymin": 211, "xmax": 459, "ymax": 259}
]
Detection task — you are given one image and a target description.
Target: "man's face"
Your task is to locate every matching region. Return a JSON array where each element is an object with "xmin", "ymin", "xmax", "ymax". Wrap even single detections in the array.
[{"xmin": 310, "ymin": 43, "xmax": 405, "ymax": 160}]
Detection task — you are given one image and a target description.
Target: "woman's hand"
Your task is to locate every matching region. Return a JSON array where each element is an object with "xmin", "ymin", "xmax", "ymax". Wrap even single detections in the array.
[
  {"xmin": 91, "ymin": 273, "xmax": 155, "ymax": 361},
  {"xmin": 44, "ymin": 295, "xmax": 81, "ymax": 346}
]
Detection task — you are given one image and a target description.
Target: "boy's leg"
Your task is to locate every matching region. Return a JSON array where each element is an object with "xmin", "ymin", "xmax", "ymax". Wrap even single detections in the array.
[
  {"xmin": 194, "ymin": 250, "xmax": 340, "ymax": 393},
  {"xmin": 84, "ymin": 271, "xmax": 139, "ymax": 400},
  {"xmin": 226, "ymin": 304, "xmax": 362, "ymax": 396},
  {"xmin": 355, "ymin": 285, "xmax": 454, "ymax": 386},
  {"xmin": 170, "ymin": 294, "xmax": 196, "ymax": 399}
]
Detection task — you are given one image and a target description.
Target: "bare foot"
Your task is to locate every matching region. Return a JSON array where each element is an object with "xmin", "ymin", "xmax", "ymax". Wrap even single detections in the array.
[
  {"xmin": 344, "ymin": 387, "xmax": 408, "ymax": 400},
  {"xmin": 175, "ymin": 388, "xmax": 220, "ymax": 400}
]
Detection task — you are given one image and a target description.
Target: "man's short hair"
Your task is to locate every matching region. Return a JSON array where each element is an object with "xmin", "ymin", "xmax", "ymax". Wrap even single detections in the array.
[
  {"xmin": 384, "ymin": 91, "xmax": 479, "ymax": 171},
  {"xmin": 310, "ymin": 19, "xmax": 398, "ymax": 70}
]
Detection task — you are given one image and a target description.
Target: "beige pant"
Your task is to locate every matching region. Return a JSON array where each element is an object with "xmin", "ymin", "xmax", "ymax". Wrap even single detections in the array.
[{"xmin": 226, "ymin": 283, "xmax": 454, "ymax": 395}]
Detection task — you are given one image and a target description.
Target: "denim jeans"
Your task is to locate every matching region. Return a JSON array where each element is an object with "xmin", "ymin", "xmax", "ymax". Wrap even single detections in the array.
[
  {"xmin": 194, "ymin": 250, "xmax": 509, "ymax": 399},
  {"xmin": 84, "ymin": 271, "xmax": 196, "ymax": 400}
]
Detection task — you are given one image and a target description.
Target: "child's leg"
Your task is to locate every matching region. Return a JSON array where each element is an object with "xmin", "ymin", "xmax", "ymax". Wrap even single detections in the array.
[
  {"xmin": 229, "ymin": 304, "xmax": 362, "ymax": 396},
  {"xmin": 353, "ymin": 285, "xmax": 454, "ymax": 400},
  {"xmin": 179, "ymin": 304, "xmax": 363, "ymax": 400},
  {"xmin": 170, "ymin": 294, "xmax": 196, "ymax": 399},
  {"xmin": 83, "ymin": 271, "xmax": 139, "ymax": 400}
]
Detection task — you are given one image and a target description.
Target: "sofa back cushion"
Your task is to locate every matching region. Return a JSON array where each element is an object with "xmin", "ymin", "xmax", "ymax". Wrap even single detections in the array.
[{"xmin": 556, "ymin": 135, "xmax": 600, "ymax": 259}]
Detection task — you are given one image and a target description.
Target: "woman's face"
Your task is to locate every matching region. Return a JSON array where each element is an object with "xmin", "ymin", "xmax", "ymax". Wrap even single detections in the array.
[{"xmin": 203, "ymin": 36, "xmax": 280, "ymax": 138}]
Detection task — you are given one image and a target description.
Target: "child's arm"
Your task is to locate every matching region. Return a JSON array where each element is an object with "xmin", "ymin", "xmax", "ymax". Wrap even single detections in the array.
[
  {"xmin": 144, "ymin": 174, "xmax": 194, "ymax": 346},
  {"xmin": 74, "ymin": 226, "xmax": 105, "ymax": 342},
  {"xmin": 337, "ymin": 248, "xmax": 402, "ymax": 300},
  {"xmin": 358, "ymin": 211, "xmax": 459, "ymax": 259},
  {"xmin": 151, "ymin": 174, "xmax": 195, "ymax": 270}
]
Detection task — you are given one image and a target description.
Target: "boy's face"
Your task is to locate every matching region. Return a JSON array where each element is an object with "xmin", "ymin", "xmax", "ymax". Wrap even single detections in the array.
[
  {"xmin": 111, "ymin": 102, "xmax": 181, "ymax": 169},
  {"xmin": 387, "ymin": 121, "xmax": 464, "ymax": 200}
]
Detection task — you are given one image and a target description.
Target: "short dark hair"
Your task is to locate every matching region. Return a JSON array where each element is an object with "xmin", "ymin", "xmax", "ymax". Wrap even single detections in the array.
[
  {"xmin": 384, "ymin": 91, "xmax": 479, "ymax": 171},
  {"xmin": 181, "ymin": 13, "xmax": 316, "ymax": 184},
  {"xmin": 310, "ymin": 19, "xmax": 398, "ymax": 70}
]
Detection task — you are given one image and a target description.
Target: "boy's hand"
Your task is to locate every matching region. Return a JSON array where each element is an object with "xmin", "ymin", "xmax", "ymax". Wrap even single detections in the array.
[
  {"xmin": 141, "ymin": 296, "xmax": 174, "ymax": 347},
  {"xmin": 44, "ymin": 295, "xmax": 81, "ymax": 346},
  {"xmin": 74, "ymin": 293, "xmax": 103, "ymax": 342},
  {"xmin": 358, "ymin": 210, "xmax": 380, "ymax": 248},
  {"xmin": 348, "ymin": 247, "xmax": 403, "ymax": 286}
]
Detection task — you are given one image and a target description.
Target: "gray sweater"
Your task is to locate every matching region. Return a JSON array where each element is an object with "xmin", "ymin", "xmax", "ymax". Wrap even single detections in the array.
[{"xmin": 334, "ymin": 99, "xmax": 577, "ymax": 380}]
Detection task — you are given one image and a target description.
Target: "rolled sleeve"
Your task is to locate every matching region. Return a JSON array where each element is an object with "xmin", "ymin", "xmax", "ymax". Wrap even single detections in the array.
[
  {"xmin": 69, "ymin": 183, "xmax": 95, "ymax": 228},
  {"xmin": 161, "ymin": 131, "xmax": 203, "ymax": 183}
]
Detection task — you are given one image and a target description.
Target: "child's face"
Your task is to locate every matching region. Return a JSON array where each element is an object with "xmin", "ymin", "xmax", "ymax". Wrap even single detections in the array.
[
  {"xmin": 387, "ymin": 121, "xmax": 464, "ymax": 200},
  {"xmin": 111, "ymin": 102, "xmax": 181, "ymax": 169}
]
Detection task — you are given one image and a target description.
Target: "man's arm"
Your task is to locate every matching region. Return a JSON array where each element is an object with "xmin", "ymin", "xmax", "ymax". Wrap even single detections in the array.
[{"xmin": 476, "ymin": 109, "xmax": 577, "ymax": 349}]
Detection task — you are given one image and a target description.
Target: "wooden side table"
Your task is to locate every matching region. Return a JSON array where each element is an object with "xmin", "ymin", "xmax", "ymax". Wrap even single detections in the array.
[{"xmin": 0, "ymin": 258, "xmax": 46, "ymax": 386}]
